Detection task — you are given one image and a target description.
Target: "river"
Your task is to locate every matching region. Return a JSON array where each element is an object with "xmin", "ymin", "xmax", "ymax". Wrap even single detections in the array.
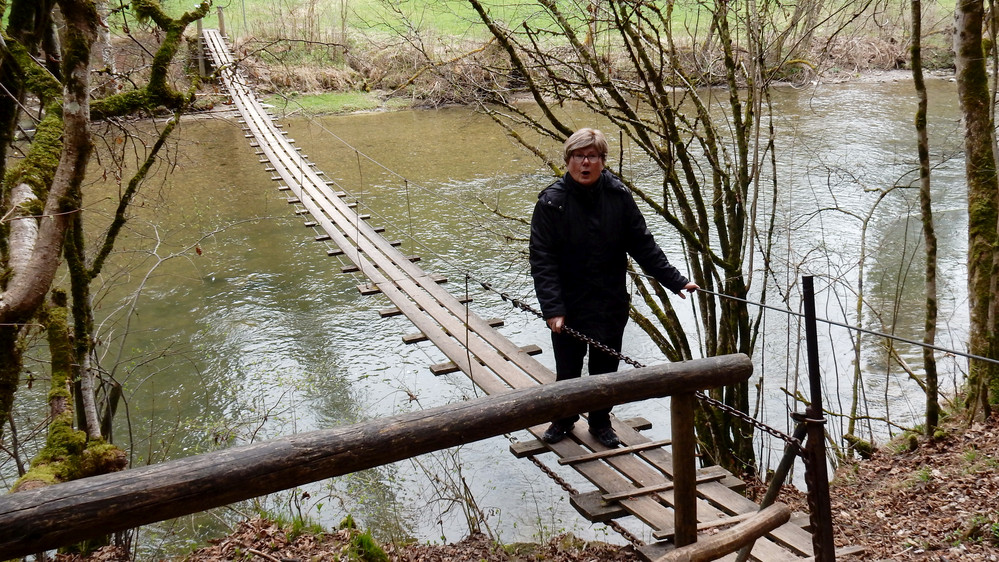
[{"xmin": 12, "ymin": 74, "xmax": 971, "ymax": 556}]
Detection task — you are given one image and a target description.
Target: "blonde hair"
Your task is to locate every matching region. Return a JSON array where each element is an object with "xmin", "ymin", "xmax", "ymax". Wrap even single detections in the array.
[{"xmin": 563, "ymin": 128, "xmax": 608, "ymax": 163}]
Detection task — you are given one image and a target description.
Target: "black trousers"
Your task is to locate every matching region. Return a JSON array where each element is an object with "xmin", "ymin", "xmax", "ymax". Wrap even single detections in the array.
[{"xmin": 550, "ymin": 327, "xmax": 624, "ymax": 430}]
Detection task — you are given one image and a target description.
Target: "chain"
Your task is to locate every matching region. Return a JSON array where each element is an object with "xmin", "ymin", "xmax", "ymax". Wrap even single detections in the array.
[
  {"xmin": 511, "ymin": 438, "xmax": 644, "ymax": 548},
  {"xmin": 695, "ymin": 393, "xmax": 804, "ymax": 455},
  {"xmin": 482, "ymin": 280, "xmax": 803, "ymax": 453},
  {"xmin": 485, "ymin": 280, "xmax": 807, "ymax": 548}
]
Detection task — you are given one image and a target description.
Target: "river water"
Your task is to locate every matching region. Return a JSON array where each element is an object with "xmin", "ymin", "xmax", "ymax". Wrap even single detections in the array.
[{"xmin": 13, "ymin": 74, "xmax": 972, "ymax": 555}]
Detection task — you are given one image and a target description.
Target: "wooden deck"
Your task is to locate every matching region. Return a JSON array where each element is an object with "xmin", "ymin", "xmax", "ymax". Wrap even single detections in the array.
[{"xmin": 202, "ymin": 29, "xmax": 859, "ymax": 561}]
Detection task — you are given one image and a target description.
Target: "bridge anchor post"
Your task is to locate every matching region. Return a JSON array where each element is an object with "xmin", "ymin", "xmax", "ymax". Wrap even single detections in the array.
[
  {"xmin": 671, "ymin": 391, "xmax": 697, "ymax": 547},
  {"xmin": 801, "ymin": 275, "xmax": 836, "ymax": 561}
]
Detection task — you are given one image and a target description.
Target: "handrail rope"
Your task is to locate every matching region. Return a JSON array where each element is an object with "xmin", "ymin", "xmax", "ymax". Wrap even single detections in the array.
[{"xmin": 687, "ymin": 282, "xmax": 999, "ymax": 367}]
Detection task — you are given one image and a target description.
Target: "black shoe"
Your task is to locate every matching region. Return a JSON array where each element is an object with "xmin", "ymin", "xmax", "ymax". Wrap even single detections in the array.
[
  {"xmin": 589, "ymin": 426, "xmax": 621, "ymax": 448},
  {"xmin": 542, "ymin": 423, "xmax": 572, "ymax": 444}
]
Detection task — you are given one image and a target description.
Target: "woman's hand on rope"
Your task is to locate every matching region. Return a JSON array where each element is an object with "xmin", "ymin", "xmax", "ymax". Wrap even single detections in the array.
[
  {"xmin": 546, "ymin": 315, "xmax": 566, "ymax": 333},
  {"xmin": 676, "ymin": 282, "xmax": 699, "ymax": 299}
]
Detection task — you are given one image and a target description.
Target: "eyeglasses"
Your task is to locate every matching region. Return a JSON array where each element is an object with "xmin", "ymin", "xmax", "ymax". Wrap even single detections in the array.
[{"xmin": 570, "ymin": 153, "xmax": 603, "ymax": 163}]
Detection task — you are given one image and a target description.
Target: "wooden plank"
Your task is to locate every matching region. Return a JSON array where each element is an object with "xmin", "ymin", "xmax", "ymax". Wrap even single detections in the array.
[
  {"xmin": 403, "ymin": 317, "xmax": 503, "ymax": 344},
  {"xmin": 357, "ymin": 274, "xmax": 447, "ymax": 295},
  {"xmin": 379, "ymin": 297, "xmax": 472, "ymax": 318},
  {"xmin": 637, "ymin": 544, "xmax": 740, "ymax": 562},
  {"xmin": 655, "ymin": 504, "xmax": 792, "ymax": 562},
  {"xmin": 430, "ymin": 345, "xmax": 542, "ymax": 375},
  {"xmin": 607, "ymin": 470, "xmax": 726, "ymax": 504},
  {"xmin": 343, "ymin": 255, "xmax": 420, "ymax": 275},
  {"xmin": 569, "ymin": 490, "xmax": 627, "ymax": 522},
  {"xmin": 328, "ymin": 240, "xmax": 401, "ymax": 257},
  {"xmin": 509, "ymin": 417, "xmax": 653, "ymax": 458},
  {"xmin": 559, "ymin": 439, "xmax": 672, "ymax": 465},
  {"xmin": 638, "ymin": 446, "xmax": 745, "ymax": 493}
]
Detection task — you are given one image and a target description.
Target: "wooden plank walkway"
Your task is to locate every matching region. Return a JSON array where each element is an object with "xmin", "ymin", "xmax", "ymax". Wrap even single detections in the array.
[{"xmin": 202, "ymin": 29, "xmax": 856, "ymax": 561}]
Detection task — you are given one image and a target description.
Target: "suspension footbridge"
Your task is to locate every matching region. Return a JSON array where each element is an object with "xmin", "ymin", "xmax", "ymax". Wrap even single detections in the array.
[{"xmin": 194, "ymin": 28, "xmax": 857, "ymax": 562}]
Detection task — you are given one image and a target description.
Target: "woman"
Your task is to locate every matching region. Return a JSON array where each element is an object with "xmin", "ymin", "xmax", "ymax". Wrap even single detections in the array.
[{"xmin": 529, "ymin": 128, "xmax": 699, "ymax": 448}]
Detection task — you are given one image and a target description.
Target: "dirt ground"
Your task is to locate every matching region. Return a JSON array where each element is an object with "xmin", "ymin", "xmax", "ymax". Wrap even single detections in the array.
[{"xmin": 56, "ymin": 412, "xmax": 999, "ymax": 561}]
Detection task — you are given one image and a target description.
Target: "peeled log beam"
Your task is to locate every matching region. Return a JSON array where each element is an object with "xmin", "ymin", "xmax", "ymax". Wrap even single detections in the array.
[
  {"xmin": 655, "ymin": 503, "xmax": 792, "ymax": 562},
  {"xmin": 0, "ymin": 354, "xmax": 751, "ymax": 559}
]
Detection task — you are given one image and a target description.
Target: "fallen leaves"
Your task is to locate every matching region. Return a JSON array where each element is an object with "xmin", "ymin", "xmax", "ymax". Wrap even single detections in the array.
[{"xmin": 831, "ymin": 411, "xmax": 999, "ymax": 561}]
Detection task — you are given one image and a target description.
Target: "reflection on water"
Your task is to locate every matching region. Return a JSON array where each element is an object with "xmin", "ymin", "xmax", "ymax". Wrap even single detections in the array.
[{"xmin": 19, "ymin": 76, "xmax": 973, "ymax": 553}]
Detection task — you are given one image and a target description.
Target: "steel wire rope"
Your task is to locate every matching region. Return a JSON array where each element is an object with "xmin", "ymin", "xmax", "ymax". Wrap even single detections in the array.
[
  {"xmin": 353, "ymin": 149, "xmax": 367, "ymax": 281},
  {"xmin": 683, "ymin": 281, "xmax": 999, "ymax": 367}
]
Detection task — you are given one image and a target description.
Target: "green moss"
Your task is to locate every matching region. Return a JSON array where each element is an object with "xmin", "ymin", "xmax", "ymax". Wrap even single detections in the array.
[
  {"xmin": 348, "ymin": 531, "xmax": 388, "ymax": 562},
  {"xmin": 43, "ymin": 412, "xmax": 88, "ymax": 461},
  {"xmin": 12, "ymin": 464, "xmax": 61, "ymax": 489},
  {"xmin": 90, "ymin": 89, "xmax": 153, "ymax": 120},
  {"xmin": 78, "ymin": 441, "xmax": 128, "ymax": 476},
  {"xmin": 4, "ymin": 110, "xmax": 64, "ymax": 198},
  {"xmin": 91, "ymin": 0, "xmax": 210, "ymax": 119},
  {"xmin": 844, "ymin": 433, "xmax": 875, "ymax": 460},
  {"xmin": 13, "ymin": 295, "xmax": 123, "ymax": 491},
  {"xmin": 5, "ymin": 39, "xmax": 62, "ymax": 104}
]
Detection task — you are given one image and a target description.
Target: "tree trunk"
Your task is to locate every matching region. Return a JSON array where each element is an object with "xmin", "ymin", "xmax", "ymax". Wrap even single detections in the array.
[
  {"xmin": 954, "ymin": 0, "xmax": 999, "ymax": 416},
  {"xmin": 912, "ymin": 0, "xmax": 940, "ymax": 434}
]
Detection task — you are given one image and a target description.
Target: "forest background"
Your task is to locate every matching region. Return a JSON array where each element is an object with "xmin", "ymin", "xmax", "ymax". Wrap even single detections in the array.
[{"xmin": 4, "ymin": 0, "xmax": 999, "ymax": 560}]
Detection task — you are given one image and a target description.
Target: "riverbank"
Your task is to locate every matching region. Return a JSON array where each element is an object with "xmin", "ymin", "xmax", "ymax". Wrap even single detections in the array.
[{"xmin": 191, "ymin": 68, "xmax": 952, "ymax": 120}]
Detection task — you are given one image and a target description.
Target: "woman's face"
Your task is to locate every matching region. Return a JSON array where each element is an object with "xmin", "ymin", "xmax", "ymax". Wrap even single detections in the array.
[{"xmin": 567, "ymin": 147, "xmax": 605, "ymax": 187}]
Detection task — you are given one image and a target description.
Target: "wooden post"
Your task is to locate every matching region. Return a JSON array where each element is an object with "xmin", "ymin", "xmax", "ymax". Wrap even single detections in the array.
[
  {"xmin": 217, "ymin": 6, "xmax": 226, "ymax": 37},
  {"xmin": 671, "ymin": 392, "xmax": 697, "ymax": 547},
  {"xmin": 0, "ymin": 355, "xmax": 753, "ymax": 560},
  {"xmin": 802, "ymin": 276, "xmax": 836, "ymax": 561}
]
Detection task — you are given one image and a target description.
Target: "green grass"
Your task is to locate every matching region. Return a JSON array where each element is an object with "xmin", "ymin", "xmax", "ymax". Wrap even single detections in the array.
[
  {"xmin": 157, "ymin": 0, "xmax": 539, "ymax": 40},
  {"xmin": 265, "ymin": 91, "xmax": 406, "ymax": 115}
]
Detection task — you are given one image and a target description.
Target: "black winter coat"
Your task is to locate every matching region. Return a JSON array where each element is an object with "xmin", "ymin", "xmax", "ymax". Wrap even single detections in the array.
[{"xmin": 529, "ymin": 169, "xmax": 689, "ymax": 341}]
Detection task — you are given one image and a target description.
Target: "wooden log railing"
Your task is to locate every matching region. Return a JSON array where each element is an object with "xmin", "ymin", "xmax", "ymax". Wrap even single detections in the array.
[
  {"xmin": 656, "ymin": 503, "xmax": 792, "ymax": 562},
  {"xmin": 0, "ymin": 354, "xmax": 751, "ymax": 559}
]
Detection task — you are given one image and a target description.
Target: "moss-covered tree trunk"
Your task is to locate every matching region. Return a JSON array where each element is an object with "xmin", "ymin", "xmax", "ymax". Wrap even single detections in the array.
[
  {"xmin": 13, "ymin": 292, "xmax": 126, "ymax": 493},
  {"xmin": 954, "ymin": 0, "xmax": 999, "ymax": 417},
  {"xmin": 913, "ymin": 0, "xmax": 940, "ymax": 434}
]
